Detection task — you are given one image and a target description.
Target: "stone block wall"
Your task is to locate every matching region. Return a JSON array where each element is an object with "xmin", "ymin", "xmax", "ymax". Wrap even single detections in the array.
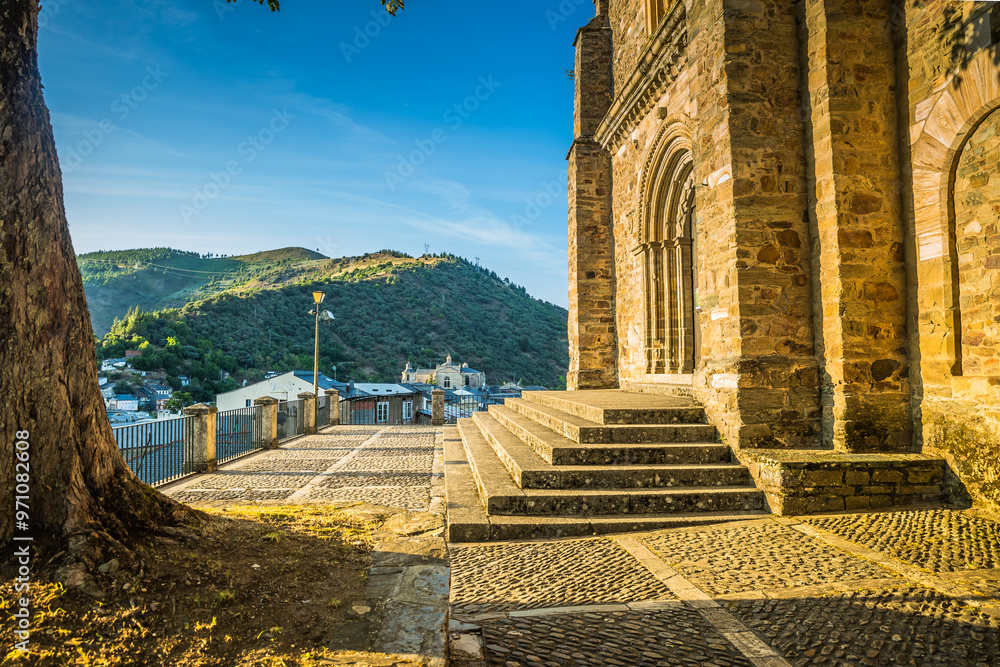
[
  {"xmin": 569, "ymin": 0, "xmax": 1000, "ymax": 511},
  {"xmin": 900, "ymin": 0, "xmax": 1000, "ymax": 511},
  {"xmin": 743, "ymin": 450, "xmax": 945, "ymax": 515},
  {"xmin": 801, "ymin": 0, "xmax": 912, "ymax": 453}
]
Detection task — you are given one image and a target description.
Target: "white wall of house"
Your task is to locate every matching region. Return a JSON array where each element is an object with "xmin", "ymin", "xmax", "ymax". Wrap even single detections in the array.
[{"xmin": 216, "ymin": 372, "xmax": 333, "ymax": 412}]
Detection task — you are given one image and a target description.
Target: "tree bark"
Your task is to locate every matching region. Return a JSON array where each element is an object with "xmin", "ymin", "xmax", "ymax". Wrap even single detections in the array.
[{"xmin": 1, "ymin": 0, "xmax": 187, "ymax": 559}]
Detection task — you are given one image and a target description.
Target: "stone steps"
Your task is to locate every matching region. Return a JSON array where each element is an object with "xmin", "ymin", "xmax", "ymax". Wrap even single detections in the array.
[
  {"xmin": 443, "ymin": 433, "xmax": 759, "ymax": 542},
  {"xmin": 445, "ymin": 390, "xmax": 767, "ymax": 542},
  {"xmin": 460, "ymin": 419, "xmax": 763, "ymax": 516},
  {"xmin": 488, "ymin": 403, "xmax": 732, "ymax": 465},
  {"xmin": 505, "ymin": 398, "xmax": 717, "ymax": 444},
  {"xmin": 472, "ymin": 410, "xmax": 750, "ymax": 489},
  {"xmin": 521, "ymin": 389, "xmax": 707, "ymax": 425}
]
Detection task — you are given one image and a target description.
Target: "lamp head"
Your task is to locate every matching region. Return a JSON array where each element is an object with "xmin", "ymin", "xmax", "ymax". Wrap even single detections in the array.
[{"xmin": 312, "ymin": 291, "xmax": 325, "ymax": 304}]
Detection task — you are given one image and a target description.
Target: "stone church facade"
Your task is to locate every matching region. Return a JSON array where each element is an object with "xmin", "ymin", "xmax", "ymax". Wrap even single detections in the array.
[{"xmin": 568, "ymin": 0, "xmax": 1000, "ymax": 511}]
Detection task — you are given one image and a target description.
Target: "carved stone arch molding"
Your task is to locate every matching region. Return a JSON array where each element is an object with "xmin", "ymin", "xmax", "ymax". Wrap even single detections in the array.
[
  {"xmin": 910, "ymin": 49, "xmax": 1000, "ymax": 388},
  {"xmin": 635, "ymin": 115, "xmax": 698, "ymax": 374}
]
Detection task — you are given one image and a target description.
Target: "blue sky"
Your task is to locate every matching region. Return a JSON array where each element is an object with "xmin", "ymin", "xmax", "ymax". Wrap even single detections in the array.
[{"xmin": 38, "ymin": 0, "xmax": 593, "ymax": 307}]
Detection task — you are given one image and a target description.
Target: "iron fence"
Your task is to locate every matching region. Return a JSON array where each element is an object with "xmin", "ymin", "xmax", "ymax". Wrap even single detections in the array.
[
  {"xmin": 113, "ymin": 417, "xmax": 195, "ymax": 487},
  {"xmin": 317, "ymin": 395, "xmax": 330, "ymax": 428},
  {"xmin": 277, "ymin": 399, "xmax": 303, "ymax": 441},
  {"xmin": 443, "ymin": 393, "xmax": 515, "ymax": 424},
  {"xmin": 339, "ymin": 394, "xmax": 418, "ymax": 425},
  {"xmin": 216, "ymin": 405, "xmax": 266, "ymax": 464}
]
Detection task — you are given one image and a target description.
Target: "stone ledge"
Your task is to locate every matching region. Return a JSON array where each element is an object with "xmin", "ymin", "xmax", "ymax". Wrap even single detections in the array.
[{"xmin": 740, "ymin": 449, "xmax": 947, "ymax": 516}]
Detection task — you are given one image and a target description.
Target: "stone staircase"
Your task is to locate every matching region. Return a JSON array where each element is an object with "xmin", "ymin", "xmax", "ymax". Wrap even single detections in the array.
[{"xmin": 445, "ymin": 390, "xmax": 767, "ymax": 542}]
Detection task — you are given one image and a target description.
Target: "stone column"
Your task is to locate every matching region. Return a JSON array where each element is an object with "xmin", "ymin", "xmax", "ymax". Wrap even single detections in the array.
[
  {"xmin": 324, "ymin": 388, "xmax": 341, "ymax": 426},
  {"xmin": 298, "ymin": 391, "xmax": 317, "ymax": 435},
  {"xmin": 567, "ymin": 7, "xmax": 617, "ymax": 390},
  {"xmin": 431, "ymin": 388, "xmax": 445, "ymax": 426},
  {"xmin": 254, "ymin": 396, "xmax": 279, "ymax": 449},
  {"xmin": 801, "ymin": 0, "xmax": 910, "ymax": 452},
  {"xmin": 182, "ymin": 403, "xmax": 217, "ymax": 474}
]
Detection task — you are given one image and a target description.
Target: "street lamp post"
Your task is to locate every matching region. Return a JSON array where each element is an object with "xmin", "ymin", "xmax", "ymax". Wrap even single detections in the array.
[
  {"xmin": 309, "ymin": 292, "xmax": 335, "ymax": 429},
  {"xmin": 311, "ymin": 291, "xmax": 325, "ymax": 428}
]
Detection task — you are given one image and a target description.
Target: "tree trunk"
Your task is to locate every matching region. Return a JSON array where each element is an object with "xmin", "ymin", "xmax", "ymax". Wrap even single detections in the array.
[{"xmin": 1, "ymin": 0, "xmax": 187, "ymax": 564}]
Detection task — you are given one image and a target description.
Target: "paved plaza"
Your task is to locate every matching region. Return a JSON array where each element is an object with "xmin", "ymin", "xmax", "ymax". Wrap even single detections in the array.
[
  {"xmin": 162, "ymin": 426, "xmax": 1000, "ymax": 666},
  {"xmin": 165, "ymin": 425, "xmax": 440, "ymax": 510},
  {"xmin": 448, "ymin": 509, "xmax": 1000, "ymax": 667}
]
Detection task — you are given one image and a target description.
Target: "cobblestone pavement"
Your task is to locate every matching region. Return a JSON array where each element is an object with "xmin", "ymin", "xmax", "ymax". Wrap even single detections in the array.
[
  {"xmin": 449, "ymin": 508, "xmax": 1000, "ymax": 667},
  {"xmin": 449, "ymin": 538, "xmax": 674, "ymax": 616},
  {"xmin": 165, "ymin": 426, "xmax": 439, "ymax": 509}
]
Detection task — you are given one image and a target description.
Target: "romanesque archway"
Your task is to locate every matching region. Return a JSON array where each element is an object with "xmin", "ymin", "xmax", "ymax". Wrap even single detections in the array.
[
  {"xmin": 635, "ymin": 121, "xmax": 699, "ymax": 374},
  {"xmin": 953, "ymin": 105, "xmax": 1000, "ymax": 377}
]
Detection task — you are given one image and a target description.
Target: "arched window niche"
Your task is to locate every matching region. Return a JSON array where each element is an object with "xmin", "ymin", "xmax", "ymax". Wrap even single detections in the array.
[{"xmin": 633, "ymin": 121, "xmax": 699, "ymax": 375}]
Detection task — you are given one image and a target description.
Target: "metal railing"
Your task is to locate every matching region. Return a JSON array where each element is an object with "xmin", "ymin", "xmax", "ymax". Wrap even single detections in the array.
[
  {"xmin": 216, "ymin": 405, "xmax": 266, "ymax": 464},
  {"xmin": 317, "ymin": 395, "xmax": 330, "ymax": 427},
  {"xmin": 444, "ymin": 393, "xmax": 515, "ymax": 424},
  {"xmin": 277, "ymin": 399, "xmax": 303, "ymax": 441},
  {"xmin": 339, "ymin": 394, "xmax": 418, "ymax": 425},
  {"xmin": 113, "ymin": 417, "xmax": 194, "ymax": 487}
]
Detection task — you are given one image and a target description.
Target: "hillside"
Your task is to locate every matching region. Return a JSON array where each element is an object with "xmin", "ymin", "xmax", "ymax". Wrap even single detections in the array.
[
  {"xmin": 87, "ymin": 250, "xmax": 569, "ymax": 400},
  {"xmin": 79, "ymin": 247, "xmax": 331, "ymax": 334}
]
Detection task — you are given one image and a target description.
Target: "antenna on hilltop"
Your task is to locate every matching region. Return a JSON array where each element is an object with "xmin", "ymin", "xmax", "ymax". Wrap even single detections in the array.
[
  {"xmin": 475, "ymin": 256, "xmax": 479, "ymax": 267},
  {"xmin": 424, "ymin": 244, "xmax": 430, "ymax": 255}
]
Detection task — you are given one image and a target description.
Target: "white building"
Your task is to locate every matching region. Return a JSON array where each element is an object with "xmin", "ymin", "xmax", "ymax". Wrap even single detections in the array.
[
  {"xmin": 215, "ymin": 371, "xmax": 346, "ymax": 412},
  {"xmin": 401, "ymin": 355, "xmax": 486, "ymax": 390}
]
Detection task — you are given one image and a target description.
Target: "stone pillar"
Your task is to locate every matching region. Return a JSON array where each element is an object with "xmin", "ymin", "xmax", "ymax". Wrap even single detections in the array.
[
  {"xmin": 801, "ymin": 0, "xmax": 910, "ymax": 452},
  {"xmin": 567, "ymin": 8, "xmax": 617, "ymax": 390},
  {"xmin": 431, "ymin": 388, "xmax": 445, "ymax": 426},
  {"xmin": 254, "ymin": 396, "xmax": 279, "ymax": 449},
  {"xmin": 298, "ymin": 391, "xmax": 317, "ymax": 435},
  {"xmin": 182, "ymin": 403, "xmax": 217, "ymax": 473},
  {"xmin": 324, "ymin": 388, "xmax": 341, "ymax": 426}
]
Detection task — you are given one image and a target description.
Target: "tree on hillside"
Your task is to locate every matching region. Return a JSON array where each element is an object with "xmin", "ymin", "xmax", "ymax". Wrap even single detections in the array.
[{"xmin": 0, "ymin": 0, "xmax": 400, "ymax": 591}]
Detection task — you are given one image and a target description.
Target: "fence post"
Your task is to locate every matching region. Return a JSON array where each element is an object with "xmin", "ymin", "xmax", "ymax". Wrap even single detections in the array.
[
  {"xmin": 432, "ymin": 388, "xmax": 445, "ymax": 426},
  {"xmin": 183, "ymin": 403, "xmax": 217, "ymax": 473},
  {"xmin": 298, "ymin": 391, "xmax": 317, "ymax": 435},
  {"xmin": 324, "ymin": 388, "xmax": 340, "ymax": 426},
  {"xmin": 254, "ymin": 396, "xmax": 280, "ymax": 449}
]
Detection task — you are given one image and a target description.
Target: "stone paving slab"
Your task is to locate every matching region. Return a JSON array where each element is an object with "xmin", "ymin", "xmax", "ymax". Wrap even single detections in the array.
[
  {"xmin": 641, "ymin": 520, "xmax": 898, "ymax": 595},
  {"xmin": 806, "ymin": 508, "xmax": 1000, "ymax": 572},
  {"xmin": 732, "ymin": 585, "xmax": 1000, "ymax": 666},
  {"xmin": 449, "ymin": 537, "xmax": 674, "ymax": 616},
  {"xmin": 453, "ymin": 507, "xmax": 1000, "ymax": 667},
  {"xmin": 480, "ymin": 607, "xmax": 756, "ymax": 667}
]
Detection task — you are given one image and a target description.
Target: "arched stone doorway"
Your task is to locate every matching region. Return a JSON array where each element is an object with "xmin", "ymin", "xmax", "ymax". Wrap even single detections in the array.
[
  {"xmin": 954, "ymin": 105, "xmax": 1000, "ymax": 378},
  {"xmin": 635, "ymin": 123, "xmax": 699, "ymax": 375}
]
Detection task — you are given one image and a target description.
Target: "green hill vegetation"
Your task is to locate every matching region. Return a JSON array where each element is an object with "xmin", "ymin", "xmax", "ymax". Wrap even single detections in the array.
[{"xmin": 86, "ymin": 250, "xmax": 569, "ymax": 403}]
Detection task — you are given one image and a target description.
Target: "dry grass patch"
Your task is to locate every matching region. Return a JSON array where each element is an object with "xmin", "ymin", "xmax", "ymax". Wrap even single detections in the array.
[{"xmin": 1, "ymin": 503, "xmax": 390, "ymax": 666}]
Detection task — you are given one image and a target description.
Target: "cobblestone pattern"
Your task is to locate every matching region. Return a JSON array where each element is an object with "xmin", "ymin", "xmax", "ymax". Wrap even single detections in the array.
[
  {"xmin": 172, "ymin": 488, "xmax": 295, "ymax": 502},
  {"xmin": 342, "ymin": 455, "xmax": 433, "ymax": 471},
  {"xmin": 236, "ymin": 458, "xmax": 343, "ymax": 472},
  {"xmin": 184, "ymin": 473, "xmax": 316, "ymax": 489},
  {"xmin": 732, "ymin": 586, "xmax": 1000, "ymax": 667},
  {"xmin": 642, "ymin": 522, "xmax": 893, "ymax": 595},
  {"xmin": 481, "ymin": 608, "xmax": 754, "ymax": 667},
  {"xmin": 449, "ymin": 538, "xmax": 674, "ymax": 615},
  {"xmin": 303, "ymin": 486, "xmax": 431, "ymax": 509},
  {"xmin": 316, "ymin": 472, "xmax": 433, "ymax": 488},
  {"xmin": 167, "ymin": 427, "xmax": 438, "ymax": 509},
  {"xmin": 807, "ymin": 509, "xmax": 1000, "ymax": 572}
]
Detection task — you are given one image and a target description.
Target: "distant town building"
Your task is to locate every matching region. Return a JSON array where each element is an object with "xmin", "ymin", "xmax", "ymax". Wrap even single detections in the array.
[
  {"xmin": 113, "ymin": 394, "xmax": 139, "ymax": 411},
  {"xmin": 401, "ymin": 355, "xmax": 486, "ymax": 390},
  {"xmin": 215, "ymin": 371, "xmax": 348, "ymax": 412}
]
